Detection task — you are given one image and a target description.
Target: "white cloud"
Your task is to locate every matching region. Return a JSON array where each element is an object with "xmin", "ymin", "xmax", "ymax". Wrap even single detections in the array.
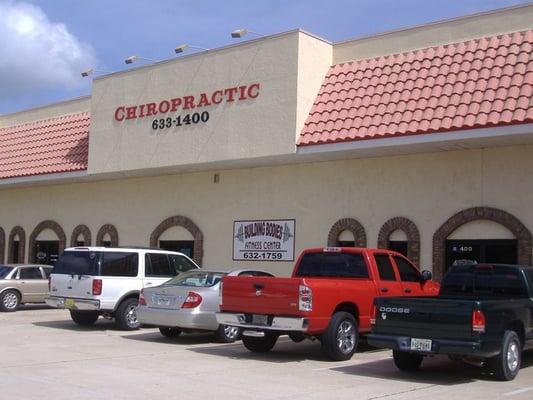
[{"xmin": 0, "ymin": 1, "xmax": 97, "ymax": 98}]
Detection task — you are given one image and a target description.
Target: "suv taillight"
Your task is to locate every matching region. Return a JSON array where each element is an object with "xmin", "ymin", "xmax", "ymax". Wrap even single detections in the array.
[
  {"xmin": 182, "ymin": 292, "xmax": 202, "ymax": 309},
  {"xmin": 299, "ymin": 284, "xmax": 312, "ymax": 311},
  {"xmin": 219, "ymin": 281, "xmax": 223, "ymax": 306},
  {"xmin": 92, "ymin": 279, "xmax": 102, "ymax": 296},
  {"xmin": 472, "ymin": 310, "xmax": 486, "ymax": 333},
  {"xmin": 139, "ymin": 289, "xmax": 146, "ymax": 306}
]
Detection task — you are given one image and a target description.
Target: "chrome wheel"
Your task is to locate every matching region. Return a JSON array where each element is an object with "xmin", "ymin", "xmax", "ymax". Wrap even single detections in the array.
[
  {"xmin": 224, "ymin": 325, "xmax": 240, "ymax": 340},
  {"xmin": 3, "ymin": 292, "xmax": 19, "ymax": 310},
  {"xmin": 507, "ymin": 341, "xmax": 520, "ymax": 372},
  {"xmin": 336, "ymin": 320, "xmax": 356, "ymax": 354},
  {"xmin": 125, "ymin": 304, "xmax": 139, "ymax": 328}
]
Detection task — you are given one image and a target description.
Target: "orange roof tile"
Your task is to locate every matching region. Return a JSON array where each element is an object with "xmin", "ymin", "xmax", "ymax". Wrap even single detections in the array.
[
  {"xmin": 0, "ymin": 112, "xmax": 90, "ymax": 179},
  {"xmin": 298, "ymin": 30, "xmax": 533, "ymax": 146}
]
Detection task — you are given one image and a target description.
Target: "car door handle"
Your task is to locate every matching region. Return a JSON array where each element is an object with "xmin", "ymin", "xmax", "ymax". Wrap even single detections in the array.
[
  {"xmin": 404, "ymin": 288, "xmax": 412, "ymax": 293},
  {"xmin": 253, "ymin": 283, "xmax": 265, "ymax": 290},
  {"xmin": 145, "ymin": 282, "xmax": 153, "ymax": 286},
  {"xmin": 380, "ymin": 287, "xmax": 388, "ymax": 293}
]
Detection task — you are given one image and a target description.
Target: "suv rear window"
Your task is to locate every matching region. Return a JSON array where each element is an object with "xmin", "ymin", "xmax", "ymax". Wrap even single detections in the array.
[
  {"xmin": 295, "ymin": 252, "xmax": 368, "ymax": 278},
  {"xmin": 53, "ymin": 251, "xmax": 99, "ymax": 275}
]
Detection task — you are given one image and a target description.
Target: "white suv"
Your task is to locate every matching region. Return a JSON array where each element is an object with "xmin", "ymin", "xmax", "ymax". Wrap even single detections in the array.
[{"xmin": 46, "ymin": 247, "xmax": 199, "ymax": 330}]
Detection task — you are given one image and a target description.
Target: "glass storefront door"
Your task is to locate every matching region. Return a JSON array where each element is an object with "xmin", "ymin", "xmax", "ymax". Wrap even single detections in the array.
[
  {"xmin": 33, "ymin": 240, "xmax": 60, "ymax": 265},
  {"xmin": 159, "ymin": 240, "xmax": 194, "ymax": 259},
  {"xmin": 445, "ymin": 239, "xmax": 517, "ymax": 271}
]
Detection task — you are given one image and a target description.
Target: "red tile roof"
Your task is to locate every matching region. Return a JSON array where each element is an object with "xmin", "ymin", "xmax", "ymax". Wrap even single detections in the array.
[
  {"xmin": 298, "ymin": 30, "xmax": 533, "ymax": 146},
  {"xmin": 0, "ymin": 112, "xmax": 90, "ymax": 179}
]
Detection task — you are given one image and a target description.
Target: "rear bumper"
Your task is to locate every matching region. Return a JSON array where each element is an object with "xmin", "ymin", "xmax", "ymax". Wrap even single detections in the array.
[
  {"xmin": 367, "ymin": 333, "xmax": 500, "ymax": 358},
  {"xmin": 216, "ymin": 312, "xmax": 308, "ymax": 332},
  {"xmin": 45, "ymin": 296, "xmax": 100, "ymax": 311},
  {"xmin": 137, "ymin": 306, "xmax": 218, "ymax": 331}
]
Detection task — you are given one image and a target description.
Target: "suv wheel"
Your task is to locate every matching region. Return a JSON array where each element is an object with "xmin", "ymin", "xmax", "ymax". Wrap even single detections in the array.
[
  {"xmin": 321, "ymin": 312, "xmax": 358, "ymax": 361},
  {"xmin": 159, "ymin": 327, "xmax": 182, "ymax": 338},
  {"xmin": 0, "ymin": 290, "xmax": 20, "ymax": 312},
  {"xmin": 214, "ymin": 324, "xmax": 241, "ymax": 343},
  {"xmin": 70, "ymin": 310, "xmax": 99, "ymax": 326},
  {"xmin": 393, "ymin": 350, "xmax": 424, "ymax": 371},
  {"xmin": 489, "ymin": 330, "xmax": 521, "ymax": 381},
  {"xmin": 115, "ymin": 298, "xmax": 141, "ymax": 330},
  {"xmin": 242, "ymin": 333, "xmax": 279, "ymax": 352}
]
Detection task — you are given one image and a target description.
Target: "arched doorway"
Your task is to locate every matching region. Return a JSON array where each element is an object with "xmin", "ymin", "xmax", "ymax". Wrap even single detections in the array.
[
  {"xmin": 432, "ymin": 207, "xmax": 532, "ymax": 281},
  {"xmin": 378, "ymin": 217, "xmax": 420, "ymax": 266},
  {"xmin": 327, "ymin": 218, "xmax": 366, "ymax": 247},
  {"xmin": 70, "ymin": 225, "xmax": 92, "ymax": 247},
  {"xmin": 8, "ymin": 226, "xmax": 25, "ymax": 263},
  {"xmin": 150, "ymin": 216, "xmax": 203, "ymax": 266},
  {"xmin": 96, "ymin": 224, "xmax": 119, "ymax": 247},
  {"xmin": 28, "ymin": 221, "xmax": 67, "ymax": 265},
  {"xmin": 0, "ymin": 227, "xmax": 5, "ymax": 264}
]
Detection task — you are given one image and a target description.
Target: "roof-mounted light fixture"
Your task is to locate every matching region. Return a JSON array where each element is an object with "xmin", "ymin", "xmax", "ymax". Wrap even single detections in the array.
[
  {"xmin": 174, "ymin": 44, "xmax": 210, "ymax": 54},
  {"xmin": 80, "ymin": 68, "xmax": 112, "ymax": 77},
  {"xmin": 124, "ymin": 55, "xmax": 157, "ymax": 64},
  {"xmin": 231, "ymin": 28, "xmax": 265, "ymax": 38}
]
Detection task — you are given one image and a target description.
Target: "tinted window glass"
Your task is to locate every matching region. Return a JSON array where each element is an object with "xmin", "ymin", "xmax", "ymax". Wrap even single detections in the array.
[
  {"xmin": 19, "ymin": 267, "xmax": 43, "ymax": 279},
  {"xmin": 375, "ymin": 255, "xmax": 397, "ymax": 281},
  {"xmin": 146, "ymin": 253, "xmax": 172, "ymax": 277},
  {"xmin": 296, "ymin": 252, "xmax": 368, "ymax": 278},
  {"xmin": 526, "ymin": 270, "xmax": 533, "ymax": 292},
  {"xmin": 164, "ymin": 271, "xmax": 227, "ymax": 287},
  {"xmin": 394, "ymin": 257, "xmax": 421, "ymax": 282},
  {"xmin": 53, "ymin": 251, "xmax": 99, "ymax": 275},
  {"xmin": 168, "ymin": 254, "xmax": 198, "ymax": 275},
  {"xmin": 441, "ymin": 265, "xmax": 528, "ymax": 297},
  {"xmin": 101, "ymin": 252, "xmax": 138, "ymax": 277},
  {"xmin": 238, "ymin": 271, "xmax": 274, "ymax": 277},
  {"xmin": 43, "ymin": 268, "xmax": 53, "ymax": 278},
  {"xmin": 0, "ymin": 266, "xmax": 14, "ymax": 279}
]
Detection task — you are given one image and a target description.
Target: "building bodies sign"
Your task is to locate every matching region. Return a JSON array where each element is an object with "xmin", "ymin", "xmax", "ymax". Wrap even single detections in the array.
[
  {"xmin": 233, "ymin": 219, "xmax": 295, "ymax": 261},
  {"xmin": 113, "ymin": 83, "xmax": 261, "ymax": 130}
]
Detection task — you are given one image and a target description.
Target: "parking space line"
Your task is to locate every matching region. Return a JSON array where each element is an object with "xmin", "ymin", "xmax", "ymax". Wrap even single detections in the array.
[{"xmin": 503, "ymin": 386, "xmax": 533, "ymax": 397}]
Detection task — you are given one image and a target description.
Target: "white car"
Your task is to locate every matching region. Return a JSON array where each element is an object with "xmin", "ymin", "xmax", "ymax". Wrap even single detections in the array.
[{"xmin": 45, "ymin": 247, "xmax": 199, "ymax": 330}]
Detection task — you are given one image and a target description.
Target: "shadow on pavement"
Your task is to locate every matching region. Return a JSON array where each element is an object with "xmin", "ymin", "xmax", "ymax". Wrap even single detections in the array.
[
  {"xmin": 333, "ymin": 349, "xmax": 533, "ymax": 384},
  {"xmin": 33, "ymin": 318, "xmax": 125, "ymax": 332},
  {"xmin": 121, "ymin": 331, "xmax": 221, "ymax": 345},
  {"xmin": 187, "ymin": 337, "xmax": 386, "ymax": 363},
  {"xmin": 17, "ymin": 304, "xmax": 53, "ymax": 311}
]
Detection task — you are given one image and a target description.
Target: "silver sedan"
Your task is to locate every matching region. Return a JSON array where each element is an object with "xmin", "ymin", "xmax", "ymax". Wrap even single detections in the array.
[{"xmin": 137, "ymin": 269, "xmax": 273, "ymax": 342}]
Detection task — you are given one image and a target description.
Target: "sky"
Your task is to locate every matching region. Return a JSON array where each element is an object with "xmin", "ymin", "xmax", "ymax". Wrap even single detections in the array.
[{"xmin": 0, "ymin": 0, "xmax": 530, "ymax": 115}]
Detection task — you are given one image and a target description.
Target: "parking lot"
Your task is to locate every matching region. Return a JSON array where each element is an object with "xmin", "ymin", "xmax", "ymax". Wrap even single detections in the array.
[{"xmin": 1, "ymin": 307, "xmax": 532, "ymax": 400}]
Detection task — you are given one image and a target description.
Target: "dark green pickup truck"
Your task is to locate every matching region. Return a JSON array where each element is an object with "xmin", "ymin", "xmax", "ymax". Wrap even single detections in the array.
[{"xmin": 368, "ymin": 263, "xmax": 533, "ymax": 381}]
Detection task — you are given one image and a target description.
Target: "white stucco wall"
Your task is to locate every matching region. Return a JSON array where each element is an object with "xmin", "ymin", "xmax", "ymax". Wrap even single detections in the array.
[{"xmin": 1, "ymin": 144, "xmax": 532, "ymax": 275}]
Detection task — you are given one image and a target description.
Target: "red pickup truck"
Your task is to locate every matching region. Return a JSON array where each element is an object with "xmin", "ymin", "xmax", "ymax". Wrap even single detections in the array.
[{"xmin": 216, "ymin": 247, "xmax": 439, "ymax": 360}]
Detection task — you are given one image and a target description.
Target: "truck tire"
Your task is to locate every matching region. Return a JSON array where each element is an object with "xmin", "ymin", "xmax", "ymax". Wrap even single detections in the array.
[
  {"xmin": 0, "ymin": 290, "xmax": 21, "ymax": 312},
  {"xmin": 242, "ymin": 333, "xmax": 279, "ymax": 352},
  {"xmin": 115, "ymin": 298, "xmax": 141, "ymax": 330},
  {"xmin": 321, "ymin": 312, "xmax": 359, "ymax": 361},
  {"xmin": 70, "ymin": 310, "xmax": 99, "ymax": 326},
  {"xmin": 159, "ymin": 327, "xmax": 182, "ymax": 338},
  {"xmin": 488, "ymin": 330, "xmax": 521, "ymax": 381},
  {"xmin": 214, "ymin": 324, "xmax": 241, "ymax": 343},
  {"xmin": 393, "ymin": 350, "xmax": 423, "ymax": 371}
]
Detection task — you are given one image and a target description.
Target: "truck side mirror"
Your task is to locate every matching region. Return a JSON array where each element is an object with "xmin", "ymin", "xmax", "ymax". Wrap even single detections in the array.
[{"xmin": 421, "ymin": 270, "xmax": 432, "ymax": 282}]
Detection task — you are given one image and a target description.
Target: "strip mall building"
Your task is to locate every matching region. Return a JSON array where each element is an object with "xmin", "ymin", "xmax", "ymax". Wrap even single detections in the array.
[{"xmin": 1, "ymin": 5, "xmax": 532, "ymax": 279}]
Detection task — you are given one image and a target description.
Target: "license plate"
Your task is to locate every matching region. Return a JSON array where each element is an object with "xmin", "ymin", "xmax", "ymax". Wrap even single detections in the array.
[
  {"xmin": 252, "ymin": 314, "xmax": 268, "ymax": 326},
  {"xmin": 153, "ymin": 295, "xmax": 172, "ymax": 306},
  {"xmin": 64, "ymin": 299, "xmax": 75, "ymax": 308},
  {"xmin": 410, "ymin": 338, "xmax": 432, "ymax": 352}
]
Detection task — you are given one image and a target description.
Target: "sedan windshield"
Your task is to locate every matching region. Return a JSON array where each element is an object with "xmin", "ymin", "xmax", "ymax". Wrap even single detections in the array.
[
  {"xmin": 0, "ymin": 266, "xmax": 14, "ymax": 279},
  {"xmin": 164, "ymin": 271, "xmax": 226, "ymax": 287}
]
